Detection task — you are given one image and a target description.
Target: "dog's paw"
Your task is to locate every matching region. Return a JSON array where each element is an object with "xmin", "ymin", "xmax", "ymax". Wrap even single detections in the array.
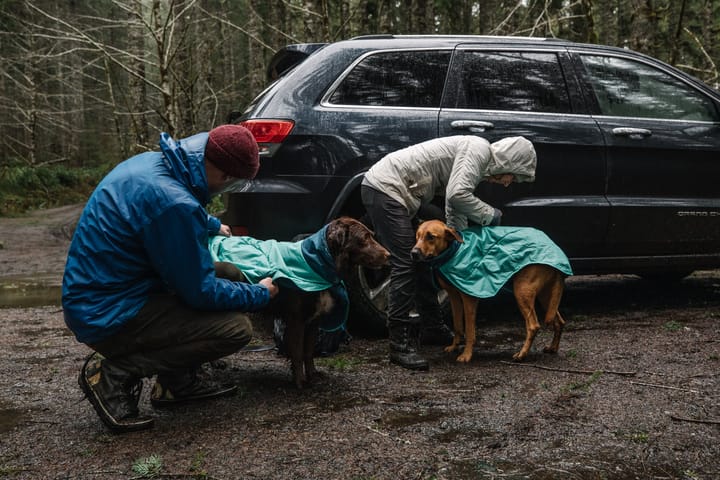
[
  {"xmin": 542, "ymin": 345, "xmax": 559, "ymax": 354},
  {"xmin": 443, "ymin": 344, "xmax": 458, "ymax": 353},
  {"xmin": 512, "ymin": 351, "xmax": 528, "ymax": 361},
  {"xmin": 456, "ymin": 352, "xmax": 473, "ymax": 363}
]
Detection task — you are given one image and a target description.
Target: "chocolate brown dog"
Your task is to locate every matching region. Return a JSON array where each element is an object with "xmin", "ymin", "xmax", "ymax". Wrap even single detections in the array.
[
  {"xmin": 216, "ymin": 217, "xmax": 389, "ymax": 388},
  {"xmin": 412, "ymin": 219, "xmax": 567, "ymax": 363}
]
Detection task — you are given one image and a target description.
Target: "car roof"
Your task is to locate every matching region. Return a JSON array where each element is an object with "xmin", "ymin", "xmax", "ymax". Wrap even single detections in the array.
[
  {"xmin": 351, "ymin": 33, "xmax": 570, "ymax": 43},
  {"xmin": 267, "ymin": 35, "xmax": 579, "ymax": 81},
  {"xmin": 265, "ymin": 34, "xmax": 712, "ymax": 95}
]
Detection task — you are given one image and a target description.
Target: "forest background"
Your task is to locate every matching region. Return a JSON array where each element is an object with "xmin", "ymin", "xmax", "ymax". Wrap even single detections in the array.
[{"xmin": 1, "ymin": 0, "xmax": 719, "ymax": 214}]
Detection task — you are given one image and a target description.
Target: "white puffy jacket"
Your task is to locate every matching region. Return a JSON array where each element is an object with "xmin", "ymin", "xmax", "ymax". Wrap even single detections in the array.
[{"xmin": 363, "ymin": 135, "xmax": 536, "ymax": 230}]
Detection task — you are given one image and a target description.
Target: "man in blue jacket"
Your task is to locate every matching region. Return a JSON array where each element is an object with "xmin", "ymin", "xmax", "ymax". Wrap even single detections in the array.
[{"xmin": 63, "ymin": 125, "xmax": 279, "ymax": 433}]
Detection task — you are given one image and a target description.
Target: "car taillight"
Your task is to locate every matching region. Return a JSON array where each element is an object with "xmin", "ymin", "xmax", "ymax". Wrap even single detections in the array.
[
  {"xmin": 239, "ymin": 120, "xmax": 294, "ymax": 143},
  {"xmin": 230, "ymin": 225, "xmax": 249, "ymax": 236}
]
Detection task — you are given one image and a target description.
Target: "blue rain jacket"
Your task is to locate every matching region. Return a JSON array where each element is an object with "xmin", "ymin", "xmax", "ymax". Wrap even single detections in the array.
[
  {"xmin": 430, "ymin": 226, "xmax": 573, "ymax": 298},
  {"xmin": 62, "ymin": 132, "xmax": 270, "ymax": 344}
]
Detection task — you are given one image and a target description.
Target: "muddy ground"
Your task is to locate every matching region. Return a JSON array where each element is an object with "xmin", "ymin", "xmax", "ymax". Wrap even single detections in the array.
[{"xmin": 0, "ymin": 205, "xmax": 718, "ymax": 480}]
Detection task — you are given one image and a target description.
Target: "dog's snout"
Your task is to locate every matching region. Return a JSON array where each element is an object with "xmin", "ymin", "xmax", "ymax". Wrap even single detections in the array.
[
  {"xmin": 376, "ymin": 246, "xmax": 391, "ymax": 265},
  {"xmin": 410, "ymin": 247, "xmax": 423, "ymax": 262}
]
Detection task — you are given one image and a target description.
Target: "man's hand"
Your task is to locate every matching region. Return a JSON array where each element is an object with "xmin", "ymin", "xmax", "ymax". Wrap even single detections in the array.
[
  {"xmin": 258, "ymin": 277, "xmax": 279, "ymax": 299},
  {"xmin": 218, "ymin": 224, "xmax": 232, "ymax": 236}
]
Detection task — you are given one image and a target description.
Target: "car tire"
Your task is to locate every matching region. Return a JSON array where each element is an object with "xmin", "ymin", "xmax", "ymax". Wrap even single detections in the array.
[
  {"xmin": 345, "ymin": 263, "xmax": 452, "ymax": 338},
  {"xmin": 345, "ymin": 264, "xmax": 390, "ymax": 337}
]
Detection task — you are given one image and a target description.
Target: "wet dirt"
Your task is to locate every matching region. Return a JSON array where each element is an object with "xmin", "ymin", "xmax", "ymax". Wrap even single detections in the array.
[{"xmin": 0, "ymin": 205, "xmax": 719, "ymax": 479}]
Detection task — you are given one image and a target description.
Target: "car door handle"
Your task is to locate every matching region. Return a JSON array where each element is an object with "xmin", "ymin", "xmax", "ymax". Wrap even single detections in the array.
[
  {"xmin": 450, "ymin": 120, "xmax": 495, "ymax": 133},
  {"xmin": 612, "ymin": 127, "xmax": 652, "ymax": 139}
]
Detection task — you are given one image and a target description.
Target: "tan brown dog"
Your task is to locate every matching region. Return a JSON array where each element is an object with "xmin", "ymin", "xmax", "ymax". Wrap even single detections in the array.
[{"xmin": 412, "ymin": 219, "xmax": 566, "ymax": 363}]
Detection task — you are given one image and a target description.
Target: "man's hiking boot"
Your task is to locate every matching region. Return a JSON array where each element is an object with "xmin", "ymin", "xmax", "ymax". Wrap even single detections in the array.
[
  {"xmin": 78, "ymin": 353, "xmax": 154, "ymax": 433},
  {"xmin": 150, "ymin": 367, "xmax": 237, "ymax": 408},
  {"xmin": 388, "ymin": 322, "xmax": 429, "ymax": 371}
]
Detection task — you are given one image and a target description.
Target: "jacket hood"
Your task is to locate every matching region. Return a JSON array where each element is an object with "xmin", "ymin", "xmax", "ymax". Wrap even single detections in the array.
[
  {"xmin": 487, "ymin": 136, "xmax": 537, "ymax": 183},
  {"xmin": 159, "ymin": 132, "xmax": 211, "ymax": 204}
]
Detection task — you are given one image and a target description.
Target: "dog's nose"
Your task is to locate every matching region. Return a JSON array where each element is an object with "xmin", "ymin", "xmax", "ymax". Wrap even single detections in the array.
[{"xmin": 410, "ymin": 248, "xmax": 422, "ymax": 261}]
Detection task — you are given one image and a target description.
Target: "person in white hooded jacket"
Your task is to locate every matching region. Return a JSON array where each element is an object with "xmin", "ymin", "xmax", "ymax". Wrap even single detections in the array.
[{"xmin": 361, "ymin": 135, "xmax": 537, "ymax": 371}]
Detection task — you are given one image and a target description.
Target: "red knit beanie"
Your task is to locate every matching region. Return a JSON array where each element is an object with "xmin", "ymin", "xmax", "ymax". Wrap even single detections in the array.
[{"xmin": 205, "ymin": 125, "xmax": 260, "ymax": 179}]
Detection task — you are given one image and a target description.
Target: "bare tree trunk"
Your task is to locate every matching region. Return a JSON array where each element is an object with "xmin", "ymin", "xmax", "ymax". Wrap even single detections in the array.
[
  {"xmin": 153, "ymin": 0, "xmax": 176, "ymax": 135},
  {"xmin": 128, "ymin": 0, "xmax": 150, "ymax": 149},
  {"xmin": 412, "ymin": 0, "xmax": 428, "ymax": 33},
  {"xmin": 670, "ymin": 0, "xmax": 688, "ymax": 65},
  {"xmin": 248, "ymin": 0, "xmax": 266, "ymax": 94}
]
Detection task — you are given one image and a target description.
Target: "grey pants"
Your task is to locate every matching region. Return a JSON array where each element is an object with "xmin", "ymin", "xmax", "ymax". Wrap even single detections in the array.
[
  {"xmin": 89, "ymin": 293, "xmax": 253, "ymax": 380},
  {"xmin": 361, "ymin": 185, "xmax": 440, "ymax": 327}
]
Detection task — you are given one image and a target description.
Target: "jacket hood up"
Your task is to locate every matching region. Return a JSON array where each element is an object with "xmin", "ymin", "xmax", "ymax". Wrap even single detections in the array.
[
  {"xmin": 487, "ymin": 136, "xmax": 537, "ymax": 183},
  {"xmin": 159, "ymin": 132, "xmax": 212, "ymax": 205}
]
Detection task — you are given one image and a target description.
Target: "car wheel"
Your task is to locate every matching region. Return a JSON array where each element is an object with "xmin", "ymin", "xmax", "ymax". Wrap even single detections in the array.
[{"xmin": 345, "ymin": 263, "xmax": 451, "ymax": 338}]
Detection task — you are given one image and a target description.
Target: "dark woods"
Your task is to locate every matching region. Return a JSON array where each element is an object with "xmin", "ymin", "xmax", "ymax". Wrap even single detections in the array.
[{"xmin": 1, "ymin": 0, "xmax": 718, "ymax": 170}]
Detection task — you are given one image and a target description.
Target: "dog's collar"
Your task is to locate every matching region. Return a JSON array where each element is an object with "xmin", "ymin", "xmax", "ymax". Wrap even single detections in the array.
[
  {"xmin": 300, "ymin": 226, "xmax": 348, "ymax": 333},
  {"xmin": 427, "ymin": 240, "xmax": 461, "ymax": 268},
  {"xmin": 300, "ymin": 225, "xmax": 341, "ymax": 285}
]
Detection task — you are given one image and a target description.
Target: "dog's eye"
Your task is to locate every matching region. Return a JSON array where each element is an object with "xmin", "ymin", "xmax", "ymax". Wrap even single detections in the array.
[{"xmin": 425, "ymin": 232, "xmax": 435, "ymax": 241}]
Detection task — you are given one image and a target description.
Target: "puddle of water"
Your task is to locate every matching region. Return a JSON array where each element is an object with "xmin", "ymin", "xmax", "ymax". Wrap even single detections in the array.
[
  {"xmin": 379, "ymin": 408, "xmax": 445, "ymax": 428},
  {"xmin": 322, "ymin": 395, "xmax": 371, "ymax": 412},
  {"xmin": 0, "ymin": 401, "xmax": 26, "ymax": 434},
  {"xmin": 434, "ymin": 426, "xmax": 494, "ymax": 443},
  {"xmin": 18, "ymin": 326, "xmax": 72, "ymax": 338},
  {"xmin": 0, "ymin": 281, "xmax": 62, "ymax": 308},
  {"xmin": 19, "ymin": 352, "xmax": 70, "ymax": 363}
]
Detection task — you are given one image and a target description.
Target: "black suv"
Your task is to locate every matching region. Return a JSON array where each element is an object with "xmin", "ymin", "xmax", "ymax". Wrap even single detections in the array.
[{"xmin": 225, "ymin": 35, "xmax": 720, "ymax": 334}]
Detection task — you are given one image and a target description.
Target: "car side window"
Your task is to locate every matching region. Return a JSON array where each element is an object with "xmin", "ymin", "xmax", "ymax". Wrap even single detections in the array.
[
  {"xmin": 579, "ymin": 55, "xmax": 719, "ymax": 121},
  {"xmin": 328, "ymin": 50, "xmax": 451, "ymax": 108},
  {"xmin": 453, "ymin": 51, "xmax": 572, "ymax": 113}
]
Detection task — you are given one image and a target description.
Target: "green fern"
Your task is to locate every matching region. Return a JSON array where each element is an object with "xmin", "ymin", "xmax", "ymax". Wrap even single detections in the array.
[{"xmin": 131, "ymin": 454, "xmax": 163, "ymax": 478}]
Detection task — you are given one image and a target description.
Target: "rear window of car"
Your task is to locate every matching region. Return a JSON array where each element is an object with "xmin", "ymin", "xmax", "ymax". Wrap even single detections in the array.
[
  {"xmin": 327, "ymin": 50, "xmax": 451, "ymax": 108},
  {"xmin": 452, "ymin": 51, "xmax": 572, "ymax": 113},
  {"xmin": 579, "ymin": 55, "xmax": 719, "ymax": 121}
]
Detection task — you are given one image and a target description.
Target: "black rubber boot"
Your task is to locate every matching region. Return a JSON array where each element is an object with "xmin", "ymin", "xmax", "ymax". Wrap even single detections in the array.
[
  {"xmin": 388, "ymin": 322, "xmax": 429, "ymax": 371},
  {"xmin": 78, "ymin": 353, "xmax": 154, "ymax": 433}
]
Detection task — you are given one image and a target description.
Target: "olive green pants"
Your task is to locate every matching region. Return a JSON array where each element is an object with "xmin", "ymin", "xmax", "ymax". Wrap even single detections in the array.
[{"xmin": 89, "ymin": 293, "xmax": 253, "ymax": 380}]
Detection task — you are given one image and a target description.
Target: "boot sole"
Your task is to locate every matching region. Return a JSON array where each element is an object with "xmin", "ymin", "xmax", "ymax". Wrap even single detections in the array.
[
  {"xmin": 78, "ymin": 361, "xmax": 154, "ymax": 434},
  {"xmin": 389, "ymin": 357, "xmax": 429, "ymax": 371},
  {"xmin": 150, "ymin": 384, "xmax": 238, "ymax": 408}
]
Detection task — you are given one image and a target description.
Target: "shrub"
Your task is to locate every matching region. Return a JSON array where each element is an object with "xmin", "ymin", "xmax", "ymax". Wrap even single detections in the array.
[{"xmin": 0, "ymin": 163, "xmax": 109, "ymax": 216}]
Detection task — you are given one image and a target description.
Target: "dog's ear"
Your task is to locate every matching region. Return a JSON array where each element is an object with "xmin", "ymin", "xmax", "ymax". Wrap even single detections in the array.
[
  {"xmin": 445, "ymin": 225, "xmax": 463, "ymax": 243},
  {"xmin": 327, "ymin": 218, "xmax": 351, "ymax": 273},
  {"xmin": 327, "ymin": 219, "xmax": 349, "ymax": 252}
]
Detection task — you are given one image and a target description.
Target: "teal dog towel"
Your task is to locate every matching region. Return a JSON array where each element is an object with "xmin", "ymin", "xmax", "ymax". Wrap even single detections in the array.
[
  {"xmin": 431, "ymin": 226, "xmax": 573, "ymax": 298},
  {"xmin": 208, "ymin": 226, "xmax": 349, "ymax": 336}
]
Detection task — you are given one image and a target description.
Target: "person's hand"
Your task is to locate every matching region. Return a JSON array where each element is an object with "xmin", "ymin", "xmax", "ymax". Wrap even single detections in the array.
[
  {"xmin": 258, "ymin": 277, "xmax": 279, "ymax": 299},
  {"xmin": 218, "ymin": 224, "xmax": 232, "ymax": 237},
  {"xmin": 489, "ymin": 208, "xmax": 503, "ymax": 226}
]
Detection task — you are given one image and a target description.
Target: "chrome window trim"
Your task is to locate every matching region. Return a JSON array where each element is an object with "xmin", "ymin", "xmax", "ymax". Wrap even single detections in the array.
[{"xmin": 439, "ymin": 107, "xmax": 593, "ymax": 119}]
